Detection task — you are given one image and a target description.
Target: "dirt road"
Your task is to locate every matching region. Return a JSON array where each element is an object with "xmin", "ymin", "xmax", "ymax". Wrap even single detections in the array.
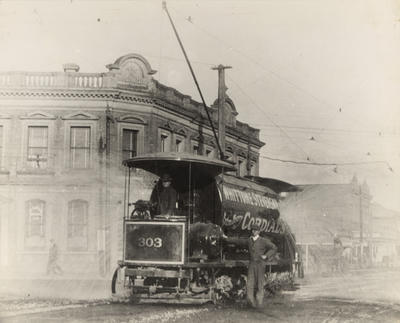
[{"xmin": 1, "ymin": 268, "xmax": 399, "ymax": 322}]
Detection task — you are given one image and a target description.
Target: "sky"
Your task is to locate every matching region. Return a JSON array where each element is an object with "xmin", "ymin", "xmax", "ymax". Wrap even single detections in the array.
[{"xmin": 0, "ymin": 0, "xmax": 399, "ymax": 211}]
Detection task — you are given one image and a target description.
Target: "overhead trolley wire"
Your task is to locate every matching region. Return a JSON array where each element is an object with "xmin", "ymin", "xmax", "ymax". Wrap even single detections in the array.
[
  {"xmin": 227, "ymin": 74, "xmax": 312, "ymax": 161},
  {"xmin": 260, "ymin": 155, "xmax": 395, "ymax": 172},
  {"xmin": 163, "ymin": 3, "xmax": 397, "ymax": 172},
  {"xmin": 167, "ymin": 4, "xmax": 382, "ymax": 142}
]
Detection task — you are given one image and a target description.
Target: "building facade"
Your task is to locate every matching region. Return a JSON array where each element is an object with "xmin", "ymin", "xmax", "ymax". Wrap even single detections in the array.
[
  {"xmin": 0, "ymin": 54, "xmax": 265, "ymax": 278},
  {"xmin": 370, "ymin": 203, "xmax": 400, "ymax": 266},
  {"xmin": 280, "ymin": 176, "xmax": 373, "ymax": 273}
]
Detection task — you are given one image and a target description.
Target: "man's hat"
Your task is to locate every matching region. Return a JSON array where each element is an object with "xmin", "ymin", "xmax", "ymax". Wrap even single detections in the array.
[
  {"xmin": 161, "ymin": 173, "xmax": 172, "ymax": 182},
  {"xmin": 250, "ymin": 223, "xmax": 261, "ymax": 231}
]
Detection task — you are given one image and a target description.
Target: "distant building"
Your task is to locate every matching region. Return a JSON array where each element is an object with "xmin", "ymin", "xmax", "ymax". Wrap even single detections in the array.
[
  {"xmin": 370, "ymin": 203, "xmax": 400, "ymax": 266},
  {"xmin": 281, "ymin": 175, "xmax": 400, "ymax": 272},
  {"xmin": 0, "ymin": 54, "xmax": 264, "ymax": 278},
  {"xmin": 280, "ymin": 175, "xmax": 373, "ymax": 273}
]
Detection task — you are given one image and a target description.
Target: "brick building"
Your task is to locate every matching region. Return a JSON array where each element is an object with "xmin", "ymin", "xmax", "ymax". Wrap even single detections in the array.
[{"xmin": 0, "ymin": 54, "xmax": 264, "ymax": 278}]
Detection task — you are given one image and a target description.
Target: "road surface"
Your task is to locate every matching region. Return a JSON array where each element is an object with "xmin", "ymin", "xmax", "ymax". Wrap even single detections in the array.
[{"xmin": 1, "ymin": 268, "xmax": 399, "ymax": 322}]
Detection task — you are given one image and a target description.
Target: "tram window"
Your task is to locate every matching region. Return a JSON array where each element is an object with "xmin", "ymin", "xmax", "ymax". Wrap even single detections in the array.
[{"xmin": 150, "ymin": 173, "xmax": 177, "ymax": 216}]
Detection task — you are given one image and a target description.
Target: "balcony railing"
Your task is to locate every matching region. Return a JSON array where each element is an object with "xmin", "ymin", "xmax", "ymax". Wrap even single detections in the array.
[
  {"xmin": 0, "ymin": 71, "xmax": 106, "ymax": 89},
  {"xmin": 0, "ymin": 70, "xmax": 262, "ymax": 142}
]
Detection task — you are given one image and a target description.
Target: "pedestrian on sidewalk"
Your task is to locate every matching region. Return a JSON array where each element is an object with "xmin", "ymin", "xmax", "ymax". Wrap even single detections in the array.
[
  {"xmin": 46, "ymin": 239, "xmax": 63, "ymax": 275},
  {"xmin": 247, "ymin": 223, "xmax": 277, "ymax": 308}
]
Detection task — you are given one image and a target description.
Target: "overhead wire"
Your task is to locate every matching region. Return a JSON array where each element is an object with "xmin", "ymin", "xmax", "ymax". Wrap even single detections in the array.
[
  {"xmin": 252, "ymin": 123, "xmax": 398, "ymax": 137},
  {"xmin": 167, "ymin": 5, "xmax": 343, "ymax": 112},
  {"xmin": 166, "ymin": 4, "xmax": 391, "ymax": 145},
  {"xmin": 260, "ymin": 155, "xmax": 395, "ymax": 172},
  {"xmin": 227, "ymin": 74, "xmax": 312, "ymax": 160},
  {"xmin": 163, "ymin": 3, "xmax": 397, "ymax": 173}
]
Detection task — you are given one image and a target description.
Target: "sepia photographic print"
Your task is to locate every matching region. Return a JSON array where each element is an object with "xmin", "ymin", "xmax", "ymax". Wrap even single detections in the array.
[{"xmin": 0, "ymin": 0, "xmax": 399, "ymax": 322}]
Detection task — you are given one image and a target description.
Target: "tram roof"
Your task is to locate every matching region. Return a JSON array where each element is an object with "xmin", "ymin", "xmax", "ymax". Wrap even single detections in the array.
[
  {"xmin": 123, "ymin": 152, "xmax": 236, "ymax": 177},
  {"xmin": 244, "ymin": 175, "xmax": 300, "ymax": 193}
]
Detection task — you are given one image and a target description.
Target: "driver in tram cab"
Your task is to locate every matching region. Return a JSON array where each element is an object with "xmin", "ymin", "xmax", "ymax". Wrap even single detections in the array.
[{"xmin": 151, "ymin": 173, "xmax": 177, "ymax": 217}]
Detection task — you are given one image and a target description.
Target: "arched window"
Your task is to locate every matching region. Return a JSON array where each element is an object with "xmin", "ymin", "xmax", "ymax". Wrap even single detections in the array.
[{"xmin": 67, "ymin": 199, "xmax": 88, "ymax": 251}]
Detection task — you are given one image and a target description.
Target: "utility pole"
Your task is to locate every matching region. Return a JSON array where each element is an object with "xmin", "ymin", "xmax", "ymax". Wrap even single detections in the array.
[
  {"xmin": 359, "ymin": 184, "xmax": 363, "ymax": 265},
  {"xmin": 212, "ymin": 64, "xmax": 231, "ymax": 160}
]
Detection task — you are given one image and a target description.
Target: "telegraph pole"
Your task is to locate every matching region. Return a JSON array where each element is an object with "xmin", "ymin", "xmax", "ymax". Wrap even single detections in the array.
[
  {"xmin": 359, "ymin": 184, "xmax": 363, "ymax": 265},
  {"xmin": 212, "ymin": 64, "xmax": 231, "ymax": 160}
]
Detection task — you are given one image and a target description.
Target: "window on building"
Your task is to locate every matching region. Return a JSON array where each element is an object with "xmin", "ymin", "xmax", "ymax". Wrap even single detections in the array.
[
  {"xmin": 237, "ymin": 156, "xmax": 247, "ymax": 177},
  {"xmin": 27, "ymin": 126, "xmax": 48, "ymax": 168},
  {"xmin": 70, "ymin": 127, "xmax": 91, "ymax": 169},
  {"xmin": 250, "ymin": 162, "xmax": 256, "ymax": 176},
  {"xmin": 175, "ymin": 138, "xmax": 184, "ymax": 152},
  {"xmin": 160, "ymin": 132, "xmax": 171, "ymax": 152},
  {"xmin": 0, "ymin": 126, "xmax": 3, "ymax": 167},
  {"xmin": 67, "ymin": 199, "xmax": 88, "ymax": 251},
  {"xmin": 193, "ymin": 144, "xmax": 199, "ymax": 155},
  {"xmin": 238, "ymin": 159, "xmax": 244, "ymax": 177},
  {"xmin": 225, "ymin": 152, "xmax": 235, "ymax": 175},
  {"xmin": 206, "ymin": 148, "xmax": 214, "ymax": 158},
  {"xmin": 25, "ymin": 199, "xmax": 46, "ymax": 238},
  {"xmin": 122, "ymin": 129, "xmax": 138, "ymax": 160}
]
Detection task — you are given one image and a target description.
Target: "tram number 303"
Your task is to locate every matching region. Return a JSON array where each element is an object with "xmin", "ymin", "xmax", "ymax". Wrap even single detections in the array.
[{"xmin": 138, "ymin": 237, "xmax": 163, "ymax": 248}]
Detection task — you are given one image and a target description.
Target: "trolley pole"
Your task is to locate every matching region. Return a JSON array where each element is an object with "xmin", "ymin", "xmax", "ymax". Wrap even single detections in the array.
[{"xmin": 212, "ymin": 65, "xmax": 231, "ymax": 160}]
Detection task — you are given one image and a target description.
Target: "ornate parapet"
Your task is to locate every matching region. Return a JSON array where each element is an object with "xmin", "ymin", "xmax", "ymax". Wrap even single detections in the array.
[
  {"xmin": 0, "ymin": 70, "xmax": 108, "ymax": 89},
  {"xmin": 0, "ymin": 53, "xmax": 264, "ymax": 148},
  {"xmin": 0, "ymin": 53, "xmax": 157, "ymax": 91}
]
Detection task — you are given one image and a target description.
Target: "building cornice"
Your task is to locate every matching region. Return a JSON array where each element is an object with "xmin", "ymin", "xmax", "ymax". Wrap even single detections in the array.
[
  {"xmin": 0, "ymin": 52, "xmax": 265, "ymax": 149},
  {"xmin": 0, "ymin": 89, "xmax": 154, "ymax": 104}
]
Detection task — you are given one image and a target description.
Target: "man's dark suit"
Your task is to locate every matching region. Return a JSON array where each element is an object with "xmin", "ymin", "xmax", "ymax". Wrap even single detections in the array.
[{"xmin": 247, "ymin": 236, "xmax": 277, "ymax": 308}]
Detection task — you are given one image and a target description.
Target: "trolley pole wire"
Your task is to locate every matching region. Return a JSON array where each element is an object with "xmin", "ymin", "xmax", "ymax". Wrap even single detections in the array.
[{"xmin": 162, "ymin": 1, "xmax": 225, "ymax": 160}]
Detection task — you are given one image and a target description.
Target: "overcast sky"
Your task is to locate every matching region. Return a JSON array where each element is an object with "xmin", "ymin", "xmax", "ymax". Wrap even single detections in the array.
[{"xmin": 0, "ymin": 0, "xmax": 399, "ymax": 211}]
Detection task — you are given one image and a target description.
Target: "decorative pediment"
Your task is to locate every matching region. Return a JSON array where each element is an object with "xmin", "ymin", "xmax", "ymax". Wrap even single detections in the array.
[
  {"xmin": 226, "ymin": 145, "xmax": 234, "ymax": 153},
  {"xmin": 225, "ymin": 97, "xmax": 238, "ymax": 116},
  {"xmin": 211, "ymin": 96, "xmax": 237, "ymax": 127},
  {"xmin": 106, "ymin": 54, "xmax": 156, "ymax": 86},
  {"xmin": 160, "ymin": 121, "xmax": 174, "ymax": 131},
  {"xmin": 175, "ymin": 127, "xmax": 187, "ymax": 136},
  {"xmin": 20, "ymin": 111, "xmax": 56, "ymax": 120},
  {"xmin": 61, "ymin": 111, "xmax": 99, "ymax": 120},
  {"xmin": 249, "ymin": 154, "xmax": 258, "ymax": 162},
  {"xmin": 119, "ymin": 114, "xmax": 147, "ymax": 124},
  {"xmin": 205, "ymin": 137, "xmax": 216, "ymax": 147},
  {"xmin": 191, "ymin": 134, "xmax": 204, "ymax": 142}
]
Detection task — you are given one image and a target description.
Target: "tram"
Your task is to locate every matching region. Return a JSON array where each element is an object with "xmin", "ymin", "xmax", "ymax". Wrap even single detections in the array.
[{"xmin": 111, "ymin": 152, "xmax": 301, "ymax": 302}]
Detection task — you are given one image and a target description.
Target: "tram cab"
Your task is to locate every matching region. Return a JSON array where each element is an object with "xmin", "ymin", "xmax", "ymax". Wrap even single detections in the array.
[{"xmin": 121, "ymin": 152, "xmax": 234, "ymax": 266}]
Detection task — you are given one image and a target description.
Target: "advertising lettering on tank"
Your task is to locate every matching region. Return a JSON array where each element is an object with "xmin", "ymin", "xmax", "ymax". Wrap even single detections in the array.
[{"xmin": 221, "ymin": 186, "xmax": 283, "ymax": 234}]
